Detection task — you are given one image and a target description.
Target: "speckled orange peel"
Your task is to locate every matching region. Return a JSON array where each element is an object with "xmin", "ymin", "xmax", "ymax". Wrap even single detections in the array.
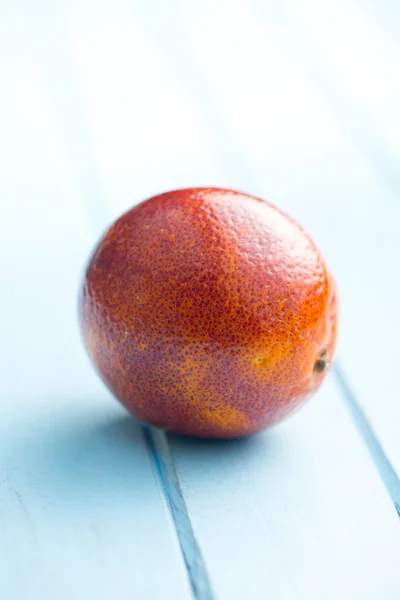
[{"xmin": 80, "ymin": 188, "xmax": 338, "ymax": 438}]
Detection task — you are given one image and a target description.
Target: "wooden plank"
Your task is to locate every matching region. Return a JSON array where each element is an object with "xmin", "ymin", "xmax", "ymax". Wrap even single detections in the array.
[
  {"xmin": 0, "ymin": 16, "xmax": 191, "ymax": 600},
  {"xmin": 127, "ymin": 2, "xmax": 400, "ymax": 597}
]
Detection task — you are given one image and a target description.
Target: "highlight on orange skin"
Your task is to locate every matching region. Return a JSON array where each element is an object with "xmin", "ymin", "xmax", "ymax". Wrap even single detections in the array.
[{"xmin": 80, "ymin": 188, "xmax": 339, "ymax": 438}]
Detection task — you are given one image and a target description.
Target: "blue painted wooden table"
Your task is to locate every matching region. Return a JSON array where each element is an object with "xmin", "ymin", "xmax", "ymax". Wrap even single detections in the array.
[{"xmin": 1, "ymin": 1, "xmax": 399, "ymax": 598}]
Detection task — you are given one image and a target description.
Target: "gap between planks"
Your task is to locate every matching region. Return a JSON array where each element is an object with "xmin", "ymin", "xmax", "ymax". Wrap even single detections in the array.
[
  {"xmin": 333, "ymin": 363, "xmax": 400, "ymax": 517},
  {"xmin": 143, "ymin": 426, "xmax": 215, "ymax": 600}
]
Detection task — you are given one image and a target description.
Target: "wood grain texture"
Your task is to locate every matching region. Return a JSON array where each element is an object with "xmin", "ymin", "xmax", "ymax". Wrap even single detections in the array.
[
  {"xmin": 171, "ymin": 376, "xmax": 400, "ymax": 600},
  {"xmin": 0, "ymin": 16, "xmax": 191, "ymax": 599}
]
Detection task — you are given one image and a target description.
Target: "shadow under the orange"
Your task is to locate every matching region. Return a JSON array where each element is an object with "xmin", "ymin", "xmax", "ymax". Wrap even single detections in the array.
[{"xmin": 1, "ymin": 405, "xmax": 162, "ymax": 519}]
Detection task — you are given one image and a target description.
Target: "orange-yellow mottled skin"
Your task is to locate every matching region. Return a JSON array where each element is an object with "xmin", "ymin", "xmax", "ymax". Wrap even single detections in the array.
[{"xmin": 80, "ymin": 188, "xmax": 338, "ymax": 438}]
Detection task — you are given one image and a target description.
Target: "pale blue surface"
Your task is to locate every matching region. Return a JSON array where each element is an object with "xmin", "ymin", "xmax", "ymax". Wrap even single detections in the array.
[{"xmin": 1, "ymin": 1, "xmax": 399, "ymax": 598}]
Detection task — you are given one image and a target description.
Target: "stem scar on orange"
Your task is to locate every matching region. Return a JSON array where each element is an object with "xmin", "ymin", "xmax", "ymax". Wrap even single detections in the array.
[{"xmin": 80, "ymin": 188, "xmax": 338, "ymax": 438}]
